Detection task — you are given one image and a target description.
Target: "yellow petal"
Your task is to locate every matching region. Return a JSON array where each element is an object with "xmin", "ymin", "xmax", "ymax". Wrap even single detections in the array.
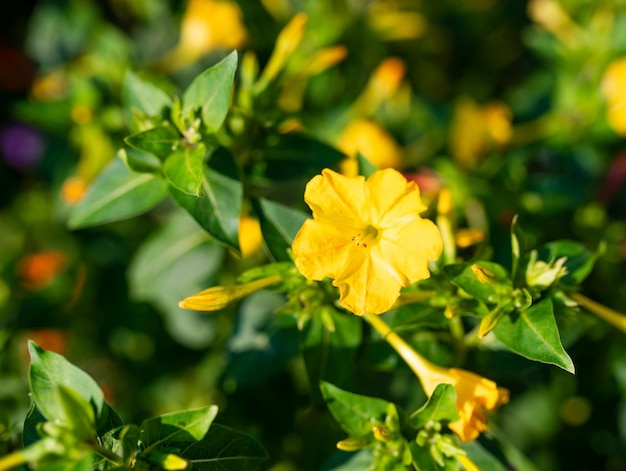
[
  {"xmin": 304, "ymin": 169, "xmax": 367, "ymax": 225},
  {"xmin": 292, "ymin": 219, "xmax": 359, "ymax": 282},
  {"xmin": 365, "ymin": 168, "xmax": 427, "ymax": 225},
  {"xmin": 333, "ymin": 250, "xmax": 403, "ymax": 314},
  {"xmin": 377, "ymin": 217, "xmax": 442, "ymax": 283}
]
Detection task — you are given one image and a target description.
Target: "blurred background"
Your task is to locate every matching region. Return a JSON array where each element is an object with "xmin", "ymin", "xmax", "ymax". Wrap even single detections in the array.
[{"xmin": 2, "ymin": 0, "xmax": 626, "ymax": 470}]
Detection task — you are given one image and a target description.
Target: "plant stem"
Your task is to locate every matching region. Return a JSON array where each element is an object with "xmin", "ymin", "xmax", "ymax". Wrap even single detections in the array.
[{"xmin": 570, "ymin": 292, "xmax": 626, "ymax": 334}]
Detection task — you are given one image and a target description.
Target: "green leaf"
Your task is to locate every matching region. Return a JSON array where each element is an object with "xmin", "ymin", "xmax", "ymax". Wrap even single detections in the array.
[
  {"xmin": 28, "ymin": 341, "xmax": 104, "ymax": 427},
  {"xmin": 177, "ymin": 423, "xmax": 269, "ymax": 470},
  {"xmin": 252, "ymin": 198, "xmax": 309, "ymax": 261},
  {"xmin": 408, "ymin": 442, "xmax": 441, "ymax": 471},
  {"xmin": 536, "ymin": 240, "xmax": 599, "ymax": 285},
  {"xmin": 494, "ymin": 298, "xmax": 575, "ymax": 373},
  {"xmin": 356, "ymin": 152, "xmax": 378, "ymax": 178},
  {"xmin": 444, "ymin": 262, "xmax": 512, "ymax": 305},
  {"xmin": 163, "ymin": 144, "xmax": 207, "ymax": 196},
  {"xmin": 169, "ymin": 148, "xmax": 242, "ymax": 252},
  {"xmin": 141, "ymin": 405, "xmax": 218, "ymax": 451},
  {"xmin": 182, "ymin": 51, "xmax": 238, "ymax": 133},
  {"xmin": 27, "ymin": 341, "xmax": 123, "ymax": 439},
  {"xmin": 56, "ymin": 386, "xmax": 96, "ymax": 440},
  {"xmin": 462, "ymin": 435, "xmax": 512, "ymax": 471},
  {"xmin": 409, "ymin": 384, "xmax": 459, "ymax": 429},
  {"xmin": 127, "ymin": 210, "xmax": 225, "ymax": 348},
  {"xmin": 320, "ymin": 382, "xmax": 391, "ymax": 437},
  {"xmin": 125, "ymin": 125, "xmax": 181, "ymax": 161},
  {"xmin": 510, "ymin": 214, "xmax": 526, "ymax": 286},
  {"xmin": 68, "ymin": 158, "xmax": 168, "ymax": 229},
  {"xmin": 302, "ymin": 309, "xmax": 362, "ymax": 399},
  {"xmin": 255, "ymin": 133, "xmax": 345, "ymax": 180},
  {"xmin": 122, "ymin": 148, "xmax": 162, "ymax": 173},
  {"xmin": 122, "ymin": 71, "xmax": 173, "ymax": 132},
  {"xmin": 226, "ymin": 291, "xmax": 299, "ymax": 387}
]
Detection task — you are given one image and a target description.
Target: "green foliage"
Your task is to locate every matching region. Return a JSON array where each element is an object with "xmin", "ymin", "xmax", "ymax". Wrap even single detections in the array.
[
  {"xmin": 8, "ymin": 343, "xmax": 268, "ymax": 471},
  {"xmin": 5, "ymin": 1, "xmax": 626, "ymax": 470}
]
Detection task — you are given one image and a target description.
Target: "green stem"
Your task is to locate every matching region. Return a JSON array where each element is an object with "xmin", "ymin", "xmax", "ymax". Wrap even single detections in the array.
[
  {"xmin": 571, "ymin": 292, "xmax": 626, "ymax": 334},
  {"xmin": 362, "ymin": 313, "xmax": 432, "ymax": 379},
  {"xmin": 91, "ymin": 443, "xmax": 125, "ymax": 467}
]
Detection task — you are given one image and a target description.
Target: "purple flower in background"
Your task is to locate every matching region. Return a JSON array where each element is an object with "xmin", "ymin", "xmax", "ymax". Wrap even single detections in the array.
[{"xmin": 0, "ymin": 124, "xmax": 44, "ymax": 170}]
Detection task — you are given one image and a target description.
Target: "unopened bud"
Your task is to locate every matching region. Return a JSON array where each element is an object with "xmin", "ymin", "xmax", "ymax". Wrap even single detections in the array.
[
  {"xmin": 471, "ymin": 264, "xmax": 498, "ymax": 284},
  {"xmin": 336, "ymin": 436, "xmax": 369, "ymax": 451}
]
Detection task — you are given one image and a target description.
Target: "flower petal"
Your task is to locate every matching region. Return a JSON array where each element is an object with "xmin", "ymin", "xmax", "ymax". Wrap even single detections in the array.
[
  {"xmin": 333, "ymin": 252, "xmax": 404, "ymax": 314},
  {"xmin": 365, "ymin": 168, "xmax": 427, "ymax": 224},
  {"xmin": 304, "ymin": 169, "xmax": 367, "ymax": 226},
  {"xmin": 292, "ymin": 219, "xmax": 359, "ymax": 281},
  {"xmin": 378, "ymin": 217, "xmax": 442, "ymax": 283}
]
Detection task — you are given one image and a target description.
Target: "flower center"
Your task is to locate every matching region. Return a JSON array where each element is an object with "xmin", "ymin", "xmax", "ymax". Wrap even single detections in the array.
[{"xmin": 351, "ymin": 225, "xmax": 379, "ymax": 248}]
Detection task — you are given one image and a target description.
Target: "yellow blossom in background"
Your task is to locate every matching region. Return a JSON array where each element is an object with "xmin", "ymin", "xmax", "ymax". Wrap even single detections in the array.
[
  {"xmin": 363, "ymin": 312, "xmax": 509, "ymax": 442},
  {"xmin": 336, "ymin": 119, "xmax": 404, "ymax": 177},
  {"xmin": 238, "ymin": 215, "xmax": 264, "ymax": 258},
  {"xmin": 292, "ymin": 168, "xmax": 442, "ymax": 315},
  {"xmin": 601, "ymin": 57, "xmax": 626, "ymax": 136},
  {"xmin": 527, "ymin": 0, "xmax": 581, "ymax": 47},
  {"xmin": 449, "ymin": 97, "xmax": 512, "ymax": 169},
  {"xmin": 351, "ymin": 57, "xmax": 406, "ymax": 117},
  {"xmin": 61, "ymin": 177, "xmax": 88, "ymax": 205},
  {"xmin": 160, "ymin": 0, "xmax": 248, "ymax": 71},
  {"xmin": 366, "ymin": 1, "xmax": 427, "ymax": 42},
  {"xmin": 259, "ymin": 12, "xmax": 307, "ymax": 85}
]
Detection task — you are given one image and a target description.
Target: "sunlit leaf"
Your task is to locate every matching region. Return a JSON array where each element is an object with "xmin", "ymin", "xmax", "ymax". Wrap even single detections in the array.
[
  {"xmin": 494, "ymin": 298, "xmax": 575, "ymax": 373},
  {"xmin": 409, "ymin": 384, "xmax": 458, "ymax": 429},
  {"xmin": 68, "ymin": 158, "xmax": 167, "ymax": 229},
  {"xmin": 320, "ymin": 382, "xmax": 391, "ymax": 437},
  {"xmin": 182, "ymin": 51, "xmax": 238, "ymax": 133},
  {"xmin": 253, "ymin": 197, "xmax": 309, "ymax": 261}
]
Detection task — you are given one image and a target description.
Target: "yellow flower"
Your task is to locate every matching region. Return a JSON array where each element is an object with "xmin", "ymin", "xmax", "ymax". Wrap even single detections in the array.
[
  {"xmin": 363, "ymin": 313, "xmax": 509, "ymax": 442},
  {"xmin": 292, "ymin": 168, "xmax": 442, "ymax": 315},
  {"xmin": 161, "ymin": 0, "xmax": 248, "ymax": 71},
  {"xmin": 336, "ymin": 119, "xmax": 404, "ymax": 177},
  {"xmin": 449, "ymin": 97, "xmax": 512, "ymax": 169},
  {"xmin": 238, "ymin": 215, "xmax": 264, "ymax": 259},
  {"xmin": 601, "ymin": 57, "xmax": 626, "ymax": 136}
]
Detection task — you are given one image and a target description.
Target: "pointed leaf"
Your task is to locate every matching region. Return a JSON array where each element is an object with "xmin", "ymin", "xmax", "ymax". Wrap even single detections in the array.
[
  {"xmin": 28, "ymin": 341, "xmax": 104, "ymax": 425},
  {"xmin": 163, "ymin": 144, "xmax": 207, "ymax": 196},
  {"xmin": 125, "ymin": 125, "xmax": 181, "ymax": 161},
  {"xmin": 302, "ymin": 310, "xmax": 362, "ymax": 400},
  {"xmin": 409, "ymin": 384, "xmax": 459, "ymax": 429},
  {"xmin": 141, "ymin": 405, "xmax": 219, "ymax": 451},
  {"xmin": 356, "ymin": 152, "xmax": 377, "ymax": 178},
  {"xmin": 494, "ymin": 298, "xmax": 575, "ymax": 373},
  {"xmin": 444, "ymin": 262, "xmax": 512, "ymax": 305},
  {"xmin": 253, "ymin": 197, "xmax": 309, "ymax": 261},
  {"xmin": 122, "ymin": 148, "xmax": 162, "ymax": 173},
  {"xmin": 122, "ymin": 71, "xmax": 173, "ymax": 132},
  {"xmin": 169, "ymin": 149, "xmax": 241, "ymax": 252},
  {"xmin": 177, "ymin": 423, "xmax": 268, "ymax": 471},
  {"xmin": 320, "ymin": 382, "xmax": 391, "ymax": 437},
  {"xmin": 27, "ymin": 341, "xmax": 123, "ymax": 439},
  {"xmin": 68, "ymin": 158, "xmax": 167, "ymax": 229},
  {"xmin": 182, "ymin": 51, "xmax": 238, "ymax": 133},
  {"xmin": 510, "ymin": 214, "xmax": 526, "ymax": 286}
]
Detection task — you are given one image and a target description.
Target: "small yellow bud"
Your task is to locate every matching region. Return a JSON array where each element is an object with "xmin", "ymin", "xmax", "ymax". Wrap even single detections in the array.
[
  {"xmin": 372, "ymin": 424, "xmax": 394, "ymax": 442},
  {"xmin": 178, "ymin": 275, "xmax": 281, "ymax": 311},
  {"xmin": 471, "ymin": 264, "xmax": 498, "ymax": 284},
  {"xmin": 455, "ymin": 228, "xmax": 485, "ymax": 248},
  {"xmin": 437, "ymin": 188, "xmax": 453, "ymax": 216},
  {"xmin": 260, "ymin": 13, "xmax": 307, "ymax": 83},
  {"xmin": 161, "ymin": 454, "xmax": 189, "ymax": 470},
  {"xmin": 478, "ymin": 306, "xmax": 505, "ymax": 338},
  {"xmin": 336, "ymin": 436, "xmax": 369, "ymax": 451}
]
